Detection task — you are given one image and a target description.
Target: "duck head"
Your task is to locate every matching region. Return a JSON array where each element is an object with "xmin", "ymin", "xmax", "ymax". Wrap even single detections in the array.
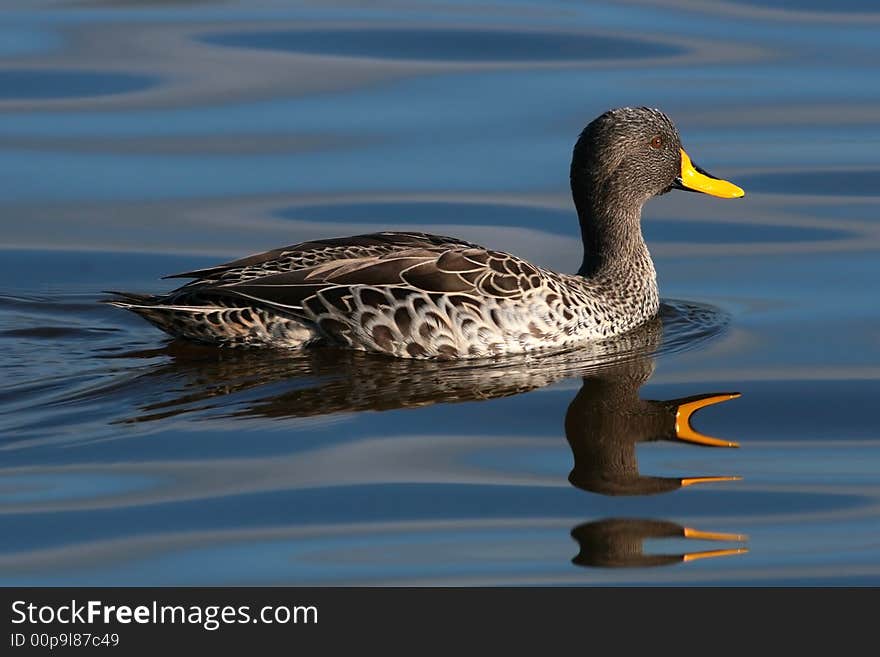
[
  {"xmin": 571, "ymin": 106, "xmax": 744, "ymax": 206},
  {"xmin": 571, "ymin": 107, "xmax": 744, "ymax": 277}
]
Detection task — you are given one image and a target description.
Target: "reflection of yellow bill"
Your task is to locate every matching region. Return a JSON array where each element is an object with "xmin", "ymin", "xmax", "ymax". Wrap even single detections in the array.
[
  {"xmin": 684, "ymin": 527, "xmax": 748, "ymax": 542},
  {"xmin": 682, "ymin": 547, "xmax": 749, "ymax": 562},
  {"xmin": 680, "ymin": 526, "xmax": 748, "ymax": 562},
  {"xmin": 675, "ymin": 393, "xmax": 741, "ymax": 447},
  {"xmin": 680, "ymin": 475, "xmax": 742, "ymax": 487},
  {"xmin": 678, "ymin": 149, "xmax": 745, "ymax": 198}
]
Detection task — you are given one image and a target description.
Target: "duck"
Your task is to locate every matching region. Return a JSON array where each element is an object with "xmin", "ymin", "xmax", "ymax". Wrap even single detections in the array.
[{"xmin": 107, "ymin": 107, "xmax": 744, "ymax": 359}]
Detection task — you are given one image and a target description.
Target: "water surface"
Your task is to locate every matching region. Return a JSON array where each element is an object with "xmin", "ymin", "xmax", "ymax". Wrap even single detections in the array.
[{"xmin": 1, "ymin": 0, "xmax": 879, "ymax": 586}]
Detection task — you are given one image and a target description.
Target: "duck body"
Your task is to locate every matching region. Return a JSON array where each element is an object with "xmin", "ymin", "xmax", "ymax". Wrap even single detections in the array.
[
  {"xmin": 109, "ymin": 230, "xmax": 658, "ymax": 359},
  {"xmin": 108, "ymin": 107, "xmax": 742, "ymax": 359}
]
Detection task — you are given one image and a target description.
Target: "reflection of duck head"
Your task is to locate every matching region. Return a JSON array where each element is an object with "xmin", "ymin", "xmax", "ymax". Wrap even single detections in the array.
[
  {"xmin": 571, "ymin": 518, "xmax": 747, "ymax": 568},
  {"xmin": 565, "ymin": 357, "xmax": 740, "ymax": 496}
]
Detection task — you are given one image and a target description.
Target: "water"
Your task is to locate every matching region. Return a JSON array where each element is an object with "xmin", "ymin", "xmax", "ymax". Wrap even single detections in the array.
[{"xmin": 1, "ymin": 0, "xmax": 879, "ymax": 586}]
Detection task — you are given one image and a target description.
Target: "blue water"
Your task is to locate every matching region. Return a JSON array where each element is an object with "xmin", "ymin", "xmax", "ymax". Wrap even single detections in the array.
[{"xmin": 1, "ymin": 0, "xmax": 879, "ymax": 586}]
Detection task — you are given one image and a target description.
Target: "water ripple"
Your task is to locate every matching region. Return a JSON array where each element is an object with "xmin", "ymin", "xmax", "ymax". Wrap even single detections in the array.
[
  {"xmin": 202, "ymin": 27, "xmax": 684, "ymax": 63},
  {"xmin": 739, "ymin": 169, "xmax": 880, "ymax": 197},
  {"xmin": 279, "ymin": 201, "xmax": 850, "ymax": 243},
  {"xmin": 1, "ymin": 0, "xmax": 879, "ymax": 586}
]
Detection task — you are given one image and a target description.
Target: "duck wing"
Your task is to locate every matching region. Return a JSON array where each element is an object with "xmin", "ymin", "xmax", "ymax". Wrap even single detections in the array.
[
  {"xmin": 207, "ymin": 244, "xmax": 544, "ymax": 312},
  {"xmin": 161, "ymin": 241, "xmax": 546, "ymax": 355},
  {"xmin": 164, "ymin": 231, "xmax": 483, "ymax": 286}
]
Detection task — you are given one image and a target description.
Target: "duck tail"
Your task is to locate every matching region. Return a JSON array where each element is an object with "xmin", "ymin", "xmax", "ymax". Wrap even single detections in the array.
[
  {"xmin": 101, "ymin": 290, "xmax": 162, "ymax": 306},
  {"xmin": 102, "ymin": 291, "xmax": 316, "ymax": 347},
  {"xmin": 102, "ymin": 291, "xmax": 215, "ymax": 339}
]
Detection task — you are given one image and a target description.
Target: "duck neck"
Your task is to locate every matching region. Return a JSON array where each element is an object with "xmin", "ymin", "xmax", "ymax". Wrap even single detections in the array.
[{"xmin": 573, "ymin": 185, "xmax": 652, "ymax": 280}]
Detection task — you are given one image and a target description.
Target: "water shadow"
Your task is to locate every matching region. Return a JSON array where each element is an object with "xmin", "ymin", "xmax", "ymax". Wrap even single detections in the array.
[
  {"xmin": 739, "ymin": 169, "xmax": 880, "ymax": 196},
  {"xmin": 730, "ymin": 0, "xmax": 878, "ymax": 12},
  {"xmin": 0, "ymin": 70, "xmax": 156, "ymax": 100}
]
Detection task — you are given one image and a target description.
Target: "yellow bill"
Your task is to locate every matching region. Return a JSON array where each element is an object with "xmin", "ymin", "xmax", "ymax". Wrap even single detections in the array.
[{"xmin": 676, "ymin": 148, "xmax": 745, "ymax": 198}]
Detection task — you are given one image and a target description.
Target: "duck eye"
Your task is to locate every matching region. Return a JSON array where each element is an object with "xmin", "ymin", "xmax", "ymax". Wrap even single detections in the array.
[{"xmin": 650, "ymin": 135, "xmax": 663, "ymax": 150}]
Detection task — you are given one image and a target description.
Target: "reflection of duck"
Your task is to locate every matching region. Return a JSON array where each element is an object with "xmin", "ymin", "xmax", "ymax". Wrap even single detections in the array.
[
  {"xmin": 571, "ymin": 519, "xmax": 747, "ymax": 568},
  {"xmin": 107, "ymin": 107, "xmax": 742, "ymax": 358},
  {"xmin": 566, "ymin": 356, "xmax": 740, "ymax": 496},
  {"xmin": 97, "ymin": 309, "xmax": 745, "ymax": 567}
]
